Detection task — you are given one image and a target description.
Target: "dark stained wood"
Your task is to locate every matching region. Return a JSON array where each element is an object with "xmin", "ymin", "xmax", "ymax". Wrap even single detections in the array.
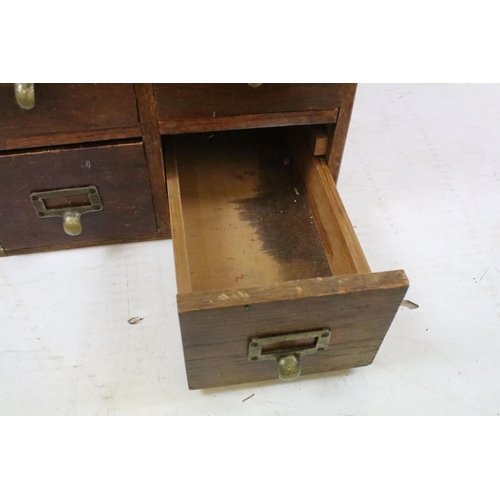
[
  {"xmin": 134, "ymin": 84, "xmax": 170, "ymax": 234},
  {"xmin": 158, "ymin": 109, "xmax": 339, "ymax": 134},
  {"xmin": 166, "ymin": 129, "xmax": 332, "ymax": 293},
  {"xmin": 0, "ymin": 241, "xmax": 5, "ymax": 257},
  {"xmin": 0, "ymin": 126, "xmax": 142, "ymax": 152},
  {"xmin": 177, "ymin": 271, "xmax": 409, "ymax": 389},
  {"xmin": 304, "ymin": 125, "xmax": 329, "ymax": 156},
  {"xmin": 155, "ymin": 84, "xmax": 345, "ymax": 123},
  {"xmin": 0, "ymin": 84, "xmax": 140, "ymax": 151},
  {"xmin": 4, "ymin": 232, "xmax": 168, "ymax": 256},
  {"xmin": 326, "ymin": 84, "xmax": 357, "ymax": 182},
  {"xmin": 0, "ymin": 141, "xmax": 158, "ymax": 252},
  {"xmin": 287, "ymin": 128, "xmax": 371, "ymax": 275}
]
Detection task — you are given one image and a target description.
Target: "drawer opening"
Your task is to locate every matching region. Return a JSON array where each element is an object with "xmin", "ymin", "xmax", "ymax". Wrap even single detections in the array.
[
  {"xmin": 164, "ymin": 125, "xmax": 408, "ymax": 389},
  {"xmin": 165, "ymin": 127, "xmax": 370, "ymax": 294}
]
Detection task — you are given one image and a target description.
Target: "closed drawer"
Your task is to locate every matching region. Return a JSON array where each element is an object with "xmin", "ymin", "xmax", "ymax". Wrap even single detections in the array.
[
  {"xmin": 0, "ymin": 141, "xmax": 157, "ymax": 252},
  {"xmin": 165, "ymin": 127, "xmax": 408, "ymax": 389},
  {"xmin": 155, "ymin": 84, "xmax": 348, "ymax": 133},
  {"xmin": 0, "ymin": 84, "xmax": 140, "ymax": 151}
]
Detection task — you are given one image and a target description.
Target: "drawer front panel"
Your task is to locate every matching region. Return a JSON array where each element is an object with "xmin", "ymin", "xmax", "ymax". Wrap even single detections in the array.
[
  {"xmin": 0, "ymin": 142, "xmax": 157, "ymax": 251},
  {"xmin": 178, "ymin": 272, "xmax": 408, "ymax": 389},
  {"xmin": 155, "ymin": 84, "xmax": 348, "ymax": 132},
  {"xmin": 0, "ymin": 84, "xmax": 140, "ymax": 151}
]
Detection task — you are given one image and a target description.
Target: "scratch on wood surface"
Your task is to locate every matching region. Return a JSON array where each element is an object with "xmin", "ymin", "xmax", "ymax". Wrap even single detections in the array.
[{"xmin": 242, "ymin": 393, "xmax": 255, "ymax": 402}]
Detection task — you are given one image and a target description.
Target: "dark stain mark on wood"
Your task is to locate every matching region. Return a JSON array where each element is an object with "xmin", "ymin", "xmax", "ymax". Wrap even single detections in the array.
[{"xmin": 232, "ymin": 131, "xmax": 332, "ymax": 280}]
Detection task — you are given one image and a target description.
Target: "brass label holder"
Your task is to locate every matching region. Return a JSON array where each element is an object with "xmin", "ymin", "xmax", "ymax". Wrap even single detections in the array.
[
  {"xmin": 30, "ymin": 185, "xmax": 103, "ymax": 236},
  {"xmin": 248, "ymin": 328, "xmax": 331, "ymax": 381}
]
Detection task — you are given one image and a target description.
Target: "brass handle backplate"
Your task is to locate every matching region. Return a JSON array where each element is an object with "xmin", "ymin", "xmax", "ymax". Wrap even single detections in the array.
[
  {"xmin": 14, "ymin": 83, "xmax": 35, "ymax": 109},
  {"xmin": 248, "ymin": 328, "xmax": 331, "ymax": 381},
  {"xmin": 30, "ymin": 185, "xmax": 103, "ymax": 236}
]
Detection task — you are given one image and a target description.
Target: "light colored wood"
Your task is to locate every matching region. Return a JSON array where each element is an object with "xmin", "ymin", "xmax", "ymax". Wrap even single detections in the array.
[
  {"xmin": 164, "ymin": 137, "xmax": 191, "ymax": 294},
  {"xmin": 288, "ymin": 129, "xmax": 371, "ymax": 275},
  {"xmin": 167, "ymin": 130, "xmax": 333, "ymax": 293},
  {"xmin": 305, "ymin": 125, "xmax": 329, "ymax": 156}
]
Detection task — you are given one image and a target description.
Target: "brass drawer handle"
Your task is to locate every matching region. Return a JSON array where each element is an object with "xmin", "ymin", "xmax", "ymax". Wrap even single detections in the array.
[
  {"xmin": 61, "ymin": 210, "xmax": 83, "ymax": 236},
  {"xmin": 14, "ymin": 83, "xmax": 35, "ymax": 110},
  {"xmin": 248, "ymin": 328, "xmax": 331, "ymax": 381},
  {"xmin": 30, "ymin": 185, "xmax": 103, "ymax": 236},
  {"xmin": 248, "ymin": 83, "xmax": 262, "ymax": 88}
]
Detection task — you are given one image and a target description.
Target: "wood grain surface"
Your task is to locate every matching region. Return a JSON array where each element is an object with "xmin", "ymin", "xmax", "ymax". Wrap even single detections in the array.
[
  {"xmin": 134, "ymin": 84, "xmax": 170, "ymax": 233},
  {"xmin": 166, "ymin": 129, "xmax": 332, "ymax": 293},
  {"xmin": 158, "ymin": 109, "xmax": 339, "ymax": 134},
  {"xmin": 178, "ymin": 271, "xmax": 408, "ymax": 389},
  {"xmin": 155, "ymin": 84, "xmax": 345, "ymax": 123},
  {"xmin": 164, "ymin": 136, "xmax": 191, "ymax": 293},
  {"xmin": 165, "ymin": 125, "xmax": 408, "ymax": 389},
  {"xmin": 287, "ymin": 128, "xmax": 371, "ymax": 275},
  {"xmin": 3, "ymin": 232, "xmax": 168, "ymax": 256},
  {"xmin": 0, "ymin": 141, "xmax": 157, "ymax": 251},
  {"xmin": 0, "ymin": 84, "xmax": 140, "ymax": 151},
  {"xmin": 326, "ymin": 83, "xmax": 357, "ymax": 182},
  {"xmin": 304, "ymin": 125, "xmax": 329, "ymax": 156}
]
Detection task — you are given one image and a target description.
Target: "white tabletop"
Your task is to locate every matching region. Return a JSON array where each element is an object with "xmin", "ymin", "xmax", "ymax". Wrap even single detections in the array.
[{"xmin": 1, "ymin": 83, "xmax": 499, "ymax": 415}]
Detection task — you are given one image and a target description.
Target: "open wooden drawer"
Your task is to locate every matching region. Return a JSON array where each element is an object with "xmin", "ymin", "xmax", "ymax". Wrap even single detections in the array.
[{"xmin": 165, "ymin": 127, "xmax": 408, "ymax": 389}]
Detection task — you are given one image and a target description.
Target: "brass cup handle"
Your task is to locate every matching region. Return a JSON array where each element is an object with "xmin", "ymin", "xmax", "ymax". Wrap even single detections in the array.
[
  {"xmin": 30, "ymin": 185, "xmax": 103, "ymax": 237},
  {"xmin": 248, "ymin": 83, "xmax": 262, "ymax": 88},
  {"xmin": 14, "ymin": 83, "xmax": 35, "ymax": 110},
  {"xmin": 277, "ymin": 354, "xmax": 301, "ymax": 381},
  {"xmin": 62, "ymin": 210, "xmax": 83, "ymax": 236},
  {"xmin": 248, "ymin": 329, "xmax": 331, "ymax": 382}
]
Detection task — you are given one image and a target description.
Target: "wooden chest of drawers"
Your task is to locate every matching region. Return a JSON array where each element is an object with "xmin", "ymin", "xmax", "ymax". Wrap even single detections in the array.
[{"xmin": 0, "ymin": 83, "xmax": 408, "ymax": 389}]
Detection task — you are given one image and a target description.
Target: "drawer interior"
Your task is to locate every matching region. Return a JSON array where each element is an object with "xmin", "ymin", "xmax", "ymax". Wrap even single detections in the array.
[
  {"xmin": 166, "ymin": 127, "xmax": 370, "ymax": 294},
  {"xmin": 165, "ymin": 126, "xmax": 408, "ymax": 389}
]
